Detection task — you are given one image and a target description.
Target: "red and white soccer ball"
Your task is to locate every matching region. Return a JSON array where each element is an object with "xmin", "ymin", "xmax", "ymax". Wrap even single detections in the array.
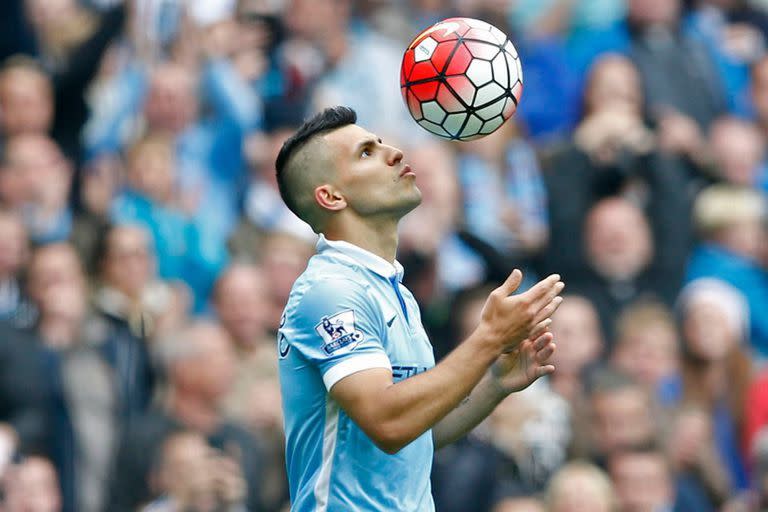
[{"xmin": 400, "ymin": 17, "xmax": 523, "ymax": 140}]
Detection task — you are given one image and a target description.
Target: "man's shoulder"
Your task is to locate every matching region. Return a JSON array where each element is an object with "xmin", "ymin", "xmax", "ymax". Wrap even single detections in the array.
[{"xmin": 290, "ymin": 256, "xmax": 374, "ymax": 304}]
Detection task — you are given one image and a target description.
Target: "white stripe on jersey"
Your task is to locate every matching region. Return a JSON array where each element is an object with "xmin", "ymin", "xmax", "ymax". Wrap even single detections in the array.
[{"xmin": 314, "ymin": 399, "xmax": 340, "ymax": 511}]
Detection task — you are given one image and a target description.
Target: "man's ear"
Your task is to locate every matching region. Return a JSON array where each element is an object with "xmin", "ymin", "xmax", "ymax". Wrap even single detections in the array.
[{"xmin": 315, "ymin": 184, "xmax": 347, "ymax": 211}]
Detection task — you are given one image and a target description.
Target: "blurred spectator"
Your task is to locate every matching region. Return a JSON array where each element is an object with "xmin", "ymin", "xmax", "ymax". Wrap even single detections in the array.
[
  {"xmin": 1, "ymin": 455, "xmax": 62, "ymax": 512},
  {"xmin": 213, "ymin": 263, "xmax": 287, "ymax": 510},
  {"xmin": 745, "ymin": 371, "xmax": 768, "ymax": 468},
  {"xmin": 232, "ymin": 124, "xmax": 315, "ymax": 257},
  {"xmin": 109, "ymin": 321, "xmax": 267, "ymax": 511},
  {"xmin": 214, "ymin": 263, "xmax": 274, "ymax": 422},
  {"xmin": 573, "ymin": 368, "xmax": 657, "ymax": 461},
  {"xmin": 491, "ymin": 496, "xmax": 546, "ymax": 512},
  {"xmin": 111, "ymin": 133, "xmax": 224, "ymax": 311},
  {"xmin": 748, "ymin": 427, "xmax": 768, "ymax": 510},
  {"xmin": 92, "ymin": 223, "xmax": 189, "ymax": 341},
  {"xmin": 86, "ymin": 54, "xmax": 257, "ymax": 265},
  {"xmin": 23, "ymin": 0, "xmax": 125, "ymax": 162},
  {"xmin": 686, "ymin": 184, "xmax": 768, "ymax": 355},
  {"xmin": 259, "ymin": 231, "xmax": 314, "ymax": 332},
  {"xmin": 543, "ymin": 55, "xmax": 694, "ymax": 309},
  {"xmin": 685, "ymin": 0, "xmax": 768, "ymax": 115},
  {"xmin": 0, "ymin": 57, "xmax": 53, "ymax": 137},
  {"xmin": 141, "ymin": 431, "xmax": 247, "ymax": 512},
  {"xmin": 545, "ymin": 460, "xmax": 617, "ymax": 512},
  {"xmin": 26, "ymin": 242, "xmax": 129, "ymax": 512},
  {"xmin": 627, "ymin": 0, "xmax": 727, "ymax": 130},
  {"xmin": 665, "ymin": 405, "xmax": 732, "ymax": 508},
  {"xmin": 1, "ymin": 134, "xmax": 74, "ymax": 244},
  {"xmin": 295, "ymin": 0, "xmax": 422, "ymax": 141},
  {"xmin": 707, "ymin": 115, "xmax": 767, "ymax": 189},
  {"xmin": 548, "ymin": 295, "xmax": 604, "ymax": 404},
  {"xmin": 0, "ymin": 321, "xmax": 48, "ymax": 465},
  {"xmin": 676, "ymin": 277, "xmax": 752, "ymax": 490},
  {"xmin": 399, "ymin": 140, "xmax": 489, "ymax": 331},
  {"xmin": 607, "ymin": 444, "xmax": 702, "ymax": 512},
  {"xmin": 456, "ymin": 121, "xmax": 549, "ymax": 262},
  {"xmin": 0, "ymin": 209, "xmax": 34, "ymax": 326},
  {"xmin": 611, "ymin": 300, "xmax": 681, "ymax": 403},
  {"xmin": 571, "ymin": 198, "xmax": 666, "ymax": 342}
]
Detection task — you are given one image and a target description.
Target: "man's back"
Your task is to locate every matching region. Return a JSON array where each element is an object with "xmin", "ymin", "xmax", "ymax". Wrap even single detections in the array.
[{"xmin": 279, "ymin": 236, "xmax": 435, "ymax": 511}]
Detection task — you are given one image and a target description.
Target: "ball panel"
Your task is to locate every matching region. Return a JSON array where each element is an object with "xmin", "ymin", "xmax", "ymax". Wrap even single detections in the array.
[
  {"xmin": 460, "ymin": 18, "xmax": 490, "ymax": 30},
  {"xmin": 488, "ymin": 26, "xmax": 508, "ymax": 45},
  {"xmin": 463, "ymin": 28, "xmax": 499, "ymax": 44},
  {"xmin": 504, "ymin": 52, "xmax": 520, "ymax": 84},
  {"xmin": 401, "ymin": 50, "xmax": 415, "ymax": 85},
  {"xmin": 480, "ymin": 116, "xmax": 504, "ymax": 135},
  {"xmin": 430, "ymin": 40, "xmax": 458, "ymax": 73},
  {"xmin": 446, "ymin": 75, "xmax": 475, "ymax": 105},
  {"xmin": 491, "ymin": 53, "xmax": 509, "ymax": 88},
  {"xmin": 504, "ymin": 40, "xmax": 518, "ymax": 59},
  {"xmin": 444, "ymin": 43, "xmax": 472, "ymax": 75},
  {"xmin": 474, "ymin": 82, "xmax": 505, "ymax": 106},
  {"xmin": 511, "ymin": 81, "xmax": 523, "ymax": 104},
  {"xmin": 410, "ymin": 81, "xmax": 439, "ymax": 101},
  {"xmin": 410, "ymin": 60, "xmax": 439, "ymax": 82},
  {"xmin": 418, "ymin": 119, "xmax": 451, "ymax": 137},
  {"xmin": 466, "ymin": 59, "xmax": 492, "ymax": 87},
  {"xmin": 405, "ymin": 89, "xmax": 423, "ymax": 120},
  {"xmin": 502, "ymin": 96, "xmax": 517, "ymax": 119},
  {"xmin": 414, "ymin": 37, "xmax": 438, "ymax": 62},
  {"xmin": 422, "ymin": 101, "xmax": 447, "ymax": 124},
  {"xmin": 436, "ymin": 84, "xmax": 465, "ymax": 112},
  {"xmin": 516, "ymin": 57, "xmax": 524, "ymax": 84},
  {"xmin": 459, "ymin": 114, "xmax": 483, "ymax": 138},
  {"xmin": 475, "ymin": 97, "xmax": 506, "ymax": 120},
  {"xmin": 465, "ymin": 41, "xmax": 499, "ymax": 61},
  {"xmin": 443, "ymin": 112, "xmax": 467, "ymax": 137}
]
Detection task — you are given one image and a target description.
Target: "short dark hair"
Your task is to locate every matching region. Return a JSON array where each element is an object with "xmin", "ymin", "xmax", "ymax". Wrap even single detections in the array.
[{"xmin": 275, "ymin": 106, "xmax": 357, "ymax": 220}]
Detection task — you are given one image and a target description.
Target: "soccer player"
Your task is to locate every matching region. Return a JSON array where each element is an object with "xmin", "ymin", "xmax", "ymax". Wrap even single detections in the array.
[{"xmin": 275, "ymin": 106, "xmax": 564, "ymax": 511}]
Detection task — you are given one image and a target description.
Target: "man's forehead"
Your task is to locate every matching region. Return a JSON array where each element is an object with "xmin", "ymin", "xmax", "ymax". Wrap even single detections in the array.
[{"xmin": 322, "ymin": 124, "xmax": 376, "ymax": 152}]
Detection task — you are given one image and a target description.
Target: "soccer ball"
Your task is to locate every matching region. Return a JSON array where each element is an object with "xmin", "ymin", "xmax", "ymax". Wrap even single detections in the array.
[{"xmin": 400, "ymin": 17, "xmax": 523, "ymax": 140}]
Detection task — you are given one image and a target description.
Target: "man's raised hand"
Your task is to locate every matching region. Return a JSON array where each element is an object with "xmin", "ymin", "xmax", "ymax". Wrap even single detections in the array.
[{"xmin": 478, "ymin": 270, "xmax": 564, "ymax": 355}]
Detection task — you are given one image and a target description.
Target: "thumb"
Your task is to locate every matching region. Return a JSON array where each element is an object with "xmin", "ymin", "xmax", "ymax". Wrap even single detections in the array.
[{"xmin": 496, "ymin": 269, "xmax": 523, "ymax": 296}]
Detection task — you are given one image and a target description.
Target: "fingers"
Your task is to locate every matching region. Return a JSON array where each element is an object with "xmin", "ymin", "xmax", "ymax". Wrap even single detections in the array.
[
  {"xmin": 495, "ymin": 269, "xmax": 523, "ymax": 297},
  {"xmin": 531, "ymin": 279, "xmax": 565, "ymax": 312},
  {"xmin": 529, "ymin": 318, "xmax": 552, "ymax": 340},
  {"xmin": 521, "ymin": 274, "xmax": 560, "ymax": 305},
  {"xmin": 533, "ymin": 295, "xmax": 564, "ymax": 325},
  {"xmin": 535, "ymin": 341, "xmax": 556, "ymax": 363},
  {"xmin": 535, "ymin": 364, "xmax": 556, "ymax": 379},
  {"xmin": 530, "ymin": 330, "xmax": 553, "ymax": 351}
]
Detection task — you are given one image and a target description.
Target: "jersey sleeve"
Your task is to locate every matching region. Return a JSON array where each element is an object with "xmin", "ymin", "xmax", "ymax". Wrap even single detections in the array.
[{"xmin": 286, "ymin": 277, "xmax": 391, "ymax": 391}]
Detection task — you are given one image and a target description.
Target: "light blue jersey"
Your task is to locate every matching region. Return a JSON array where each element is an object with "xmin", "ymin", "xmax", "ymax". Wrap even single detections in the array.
[{"xmin": 278, "ymin": 235, "xmax": 436, "ymax": 511}]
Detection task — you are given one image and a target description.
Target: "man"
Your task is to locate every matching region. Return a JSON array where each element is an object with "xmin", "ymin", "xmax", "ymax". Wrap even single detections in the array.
[{"xmin": 275, "ymin": 106, "xmax": 564, "ymax": 511}]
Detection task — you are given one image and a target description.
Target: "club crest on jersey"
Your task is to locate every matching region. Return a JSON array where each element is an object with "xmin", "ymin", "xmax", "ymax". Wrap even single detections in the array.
[{"xmin": 315, "ymin": 310, "xmax": 364, "ymax": 355}]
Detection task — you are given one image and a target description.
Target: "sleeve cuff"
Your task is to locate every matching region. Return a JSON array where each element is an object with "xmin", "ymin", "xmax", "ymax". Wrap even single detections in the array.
[{"xmin": 322, "ymin": 352, "xmax": 392, "ymax": 391}]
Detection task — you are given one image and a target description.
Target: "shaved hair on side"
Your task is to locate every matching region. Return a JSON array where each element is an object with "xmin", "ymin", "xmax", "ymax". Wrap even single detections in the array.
[{"xmin": 275, "ymin": 106, "xmax": 357, "ymax": 231}]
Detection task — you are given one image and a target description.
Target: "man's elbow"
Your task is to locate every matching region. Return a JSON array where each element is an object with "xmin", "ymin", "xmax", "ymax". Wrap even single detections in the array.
[{"xmin": 369, "ymin": 423, "xmax": 412, "ymax": 455}]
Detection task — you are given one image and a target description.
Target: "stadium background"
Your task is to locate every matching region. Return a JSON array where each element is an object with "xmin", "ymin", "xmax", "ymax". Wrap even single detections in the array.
[{"xmin": 0, "ymin": 0, "xmax": 767, "ymax": 510}]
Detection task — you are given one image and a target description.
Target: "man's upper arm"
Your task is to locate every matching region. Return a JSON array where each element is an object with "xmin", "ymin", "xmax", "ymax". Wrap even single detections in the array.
[{"xmin": 285, "ymin": 277, "xmax": 392, "ymax": 391}]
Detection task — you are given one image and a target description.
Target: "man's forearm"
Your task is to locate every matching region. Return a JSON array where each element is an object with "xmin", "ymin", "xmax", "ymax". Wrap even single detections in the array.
[
  {"xmin": 432, "ymin": 370, "xmax": 507, "ymax": 449},
  {"xmin": 334, "ymin": 329, "xmax": 500, "ymax": 454}
]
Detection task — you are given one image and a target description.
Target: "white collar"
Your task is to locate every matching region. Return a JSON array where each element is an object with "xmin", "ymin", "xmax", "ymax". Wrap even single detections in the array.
[{"xmin": 317, "ymin": 234, "xmax": 404, "ymax": 282}]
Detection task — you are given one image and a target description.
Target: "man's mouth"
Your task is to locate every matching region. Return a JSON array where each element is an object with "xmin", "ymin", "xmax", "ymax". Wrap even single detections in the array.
[{"xmin": 400, "ymin": 164, "xmax": 415, "ymax": 178}]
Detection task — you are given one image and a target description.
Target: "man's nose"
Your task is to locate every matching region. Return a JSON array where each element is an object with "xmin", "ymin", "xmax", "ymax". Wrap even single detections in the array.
[{"xmin": 387, "ymin": 146, "xmax": 404, "ymax": 166}]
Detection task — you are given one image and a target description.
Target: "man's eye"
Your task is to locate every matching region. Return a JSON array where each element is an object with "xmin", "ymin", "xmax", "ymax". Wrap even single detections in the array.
[{"xmin": 361, "ymin": 149, "xmax": 372, "ymax": 158}]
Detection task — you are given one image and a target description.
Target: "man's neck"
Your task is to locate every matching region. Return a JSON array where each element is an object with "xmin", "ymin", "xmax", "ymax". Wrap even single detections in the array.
[{"xmin": 324, "ymin": 216, "xmax": 400, "ymax": 263}]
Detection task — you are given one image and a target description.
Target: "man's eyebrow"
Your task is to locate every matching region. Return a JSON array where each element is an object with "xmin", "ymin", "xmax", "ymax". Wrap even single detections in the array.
[{"xmin": 353, "ymin": 136, "xmax": 383, "ymax": 155}]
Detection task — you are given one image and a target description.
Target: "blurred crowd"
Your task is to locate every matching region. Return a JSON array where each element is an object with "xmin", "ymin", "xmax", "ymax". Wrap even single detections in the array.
[{"xmin": 0, "ymin": 0, "xmax": 766, "ymax": 511}]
